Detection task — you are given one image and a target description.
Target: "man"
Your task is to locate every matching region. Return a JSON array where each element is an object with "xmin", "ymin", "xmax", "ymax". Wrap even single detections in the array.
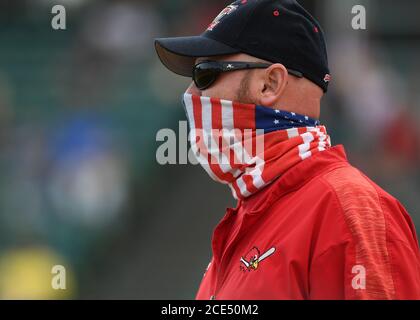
[{"xmin": 154, "ymin": 0, "xmax": 420, "ymax": 300}]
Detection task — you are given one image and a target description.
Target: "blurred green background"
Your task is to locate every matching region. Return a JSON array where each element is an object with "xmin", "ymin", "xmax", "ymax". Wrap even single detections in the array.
[{"xmin": 0, "ymin": 0, "xmax": 418, "ymax": 299}]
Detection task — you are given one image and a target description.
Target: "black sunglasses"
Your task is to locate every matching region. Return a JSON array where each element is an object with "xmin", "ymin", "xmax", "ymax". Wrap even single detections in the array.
[{"xmin": 193, "ymin": 60, "xmax": 303, "ymax": 90}]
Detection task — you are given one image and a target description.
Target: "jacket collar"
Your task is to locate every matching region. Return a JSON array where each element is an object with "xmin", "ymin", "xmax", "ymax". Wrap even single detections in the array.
[{"xmin": 238, "ymin": 145, "xmax": 349, "ymax": 215}]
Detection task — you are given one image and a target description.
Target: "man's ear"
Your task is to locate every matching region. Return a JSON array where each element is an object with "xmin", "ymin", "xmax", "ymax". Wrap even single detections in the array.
[{"xmin": 259, "ymin": 64, "xmax": 288, "ymax": 107}]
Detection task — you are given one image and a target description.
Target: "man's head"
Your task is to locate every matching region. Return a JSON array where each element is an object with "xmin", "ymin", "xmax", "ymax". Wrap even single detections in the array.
[{"xmin": 155, "ymin": 0, "xmax": 330, "ymax": 118}]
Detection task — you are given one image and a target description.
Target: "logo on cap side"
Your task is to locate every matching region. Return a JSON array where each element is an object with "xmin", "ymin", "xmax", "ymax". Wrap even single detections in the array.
[{"xmin": 207, "ymin": 4, "xmax": 239, "ymax": 31}]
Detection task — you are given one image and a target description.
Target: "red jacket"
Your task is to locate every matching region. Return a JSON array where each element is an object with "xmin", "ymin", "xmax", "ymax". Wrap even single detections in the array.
[{"xmin": 196, "ymin": 145, "xmax": 420, "ymax": 300}]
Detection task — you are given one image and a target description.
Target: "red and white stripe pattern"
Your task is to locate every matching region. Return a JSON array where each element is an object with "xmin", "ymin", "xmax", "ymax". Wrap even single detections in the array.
[{"xmin": 183, "ymin": 93, "xmax": 331, "ymax": 200}]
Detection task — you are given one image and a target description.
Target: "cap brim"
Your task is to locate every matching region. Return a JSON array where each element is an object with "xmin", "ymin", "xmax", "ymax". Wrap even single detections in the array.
[{"xmin": 155, "ymin": 36, "xmax": 240, "ymax": 77}]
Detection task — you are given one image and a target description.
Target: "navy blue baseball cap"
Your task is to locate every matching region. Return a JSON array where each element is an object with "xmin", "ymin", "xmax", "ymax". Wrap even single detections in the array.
[{"xmin": 155, "ymin": 0, "xmax": 331, "ymax": 92}]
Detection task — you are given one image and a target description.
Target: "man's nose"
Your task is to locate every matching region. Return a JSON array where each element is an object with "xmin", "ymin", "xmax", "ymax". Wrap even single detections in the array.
[{"xmin": 186, "ymin": 82, "xmax": 201, "ymax": 96}]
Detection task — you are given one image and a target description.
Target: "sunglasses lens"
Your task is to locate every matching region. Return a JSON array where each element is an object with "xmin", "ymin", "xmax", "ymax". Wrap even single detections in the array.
[{"xmin": 194, "ymin": 63, "xmax": 219, "ymax": 90}]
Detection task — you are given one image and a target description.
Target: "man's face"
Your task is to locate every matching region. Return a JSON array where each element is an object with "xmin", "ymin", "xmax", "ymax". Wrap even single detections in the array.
[{"xmin": 186, "ymin": 53, "xmax": 260, "ymax": 104}]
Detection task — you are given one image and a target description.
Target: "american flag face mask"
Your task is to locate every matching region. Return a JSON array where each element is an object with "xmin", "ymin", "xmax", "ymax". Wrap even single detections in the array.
[{"xmin": 182, "ymin": 93, "xmax": 332, "ymax": 200}]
